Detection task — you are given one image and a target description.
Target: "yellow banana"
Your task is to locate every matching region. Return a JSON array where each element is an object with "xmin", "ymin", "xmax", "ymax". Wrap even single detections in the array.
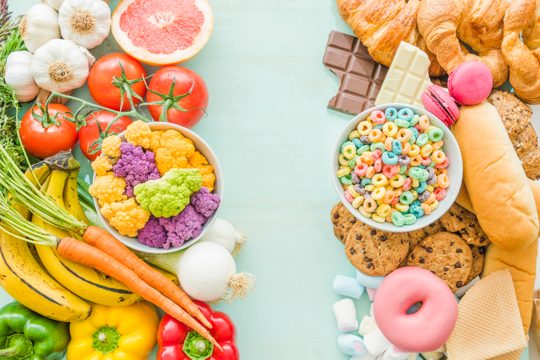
[
  {"xmin": 63, "ymin": 170, "xmax": 89, "ymax": 224},
  {"xmin": 0, "ymin": 167, "xmax": 91, "ymax": 324},
  {"xmin": 33, "ymin": 169, "xmax": 140, "ymax": 307}
]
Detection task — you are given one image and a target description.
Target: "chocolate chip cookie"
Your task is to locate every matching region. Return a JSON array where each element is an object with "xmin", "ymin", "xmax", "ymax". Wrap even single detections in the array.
[
  {"xmin": 407, "ymin": 221, "xmax": 444, "ymax": 250},
  {"xmin": 345, "ymin": 222, "xmax": 410, "ymax": 276},
  {"xmin": 467, "ymin": 245, "xmax": 486, "ymax": 283},
  {"xmin": 407, "ymin": 232, "xmax": 473, "ymax": 292},
  {"xmin": 439, "ymin": 203, "xmax": 489, "ymax": 247},
  {"xmin": 331, "ymin": 203, "xmax": 357, "ymax": 243}
]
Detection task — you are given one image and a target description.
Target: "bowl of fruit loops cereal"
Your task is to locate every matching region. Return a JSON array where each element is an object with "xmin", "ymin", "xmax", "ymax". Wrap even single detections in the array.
[
  {"xmin": 332, "ymin": 104, "xmax": 462, "ymax": 232},
  {"xmin": 90, "ymin": 121, "xmax": 223, "ymax": 254}
]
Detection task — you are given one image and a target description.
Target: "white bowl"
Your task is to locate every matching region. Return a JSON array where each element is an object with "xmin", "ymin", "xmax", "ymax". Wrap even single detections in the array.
[
  {"xmin": 332, "ymin": 103, "xmax": 463, "ymax": 233},
  {"xmin": 93, "ymin": 122, "xmax": 223, "ymax": 254}
]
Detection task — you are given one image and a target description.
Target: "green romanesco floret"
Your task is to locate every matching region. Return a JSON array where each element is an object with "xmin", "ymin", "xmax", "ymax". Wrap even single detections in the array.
[{"xmin": 133, "ymin": 168, "xmax": 202, "ymax": 218}]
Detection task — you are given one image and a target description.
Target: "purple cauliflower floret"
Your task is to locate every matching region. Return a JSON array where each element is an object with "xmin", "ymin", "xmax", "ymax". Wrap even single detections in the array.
[
  {"xmin": 137, "ymin": 216, "xmax": 167, "ymax": 248},
  {"xmin": 113, "ymin": 142, "xmax": 161, "ymax": 197},
  {"xmin": 190, "ymin": 187, "xmax": 221, "ymax": 218},
  {"xmin": 159, "ymin": 205, "xmax": 206, "ymax": 248}
]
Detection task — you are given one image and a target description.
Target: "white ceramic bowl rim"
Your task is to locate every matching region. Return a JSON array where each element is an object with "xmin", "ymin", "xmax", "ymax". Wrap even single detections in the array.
[
  {"xmin": 93, "ymin": 122, "xmax": 224, "ymax": 254},
  {"xmin": 331, "ymin": 103, "xmax": 463, "ymax": 233}
]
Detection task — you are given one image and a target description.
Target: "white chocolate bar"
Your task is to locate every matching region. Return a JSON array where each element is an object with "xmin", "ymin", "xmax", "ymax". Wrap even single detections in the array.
[{"xmin": 375, "ymin": 42, "xmax": 431, "ymax": 108}]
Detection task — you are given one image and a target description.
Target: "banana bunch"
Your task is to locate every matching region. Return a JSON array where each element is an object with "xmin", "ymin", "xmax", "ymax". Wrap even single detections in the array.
[{"xmin": 0, "ymin": 156, "xmax": 140, "ymax": 321}]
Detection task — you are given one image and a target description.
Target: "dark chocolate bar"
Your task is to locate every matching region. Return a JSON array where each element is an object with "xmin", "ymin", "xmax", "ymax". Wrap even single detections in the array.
[{"xmin": 323, "ymin": 31, "xmax": 387, "ymax": 115}]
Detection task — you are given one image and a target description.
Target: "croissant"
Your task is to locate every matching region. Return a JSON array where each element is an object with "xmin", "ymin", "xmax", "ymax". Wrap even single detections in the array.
[
  {"xmin": 502, "ymin": 0, "xmax": 540, "ymax": 103},
  {"xmin": 417, "ymin": 0, "xmax": 509, "ymax": 87},
  {"xmin": 336, "ymin": 0, "xmax": 445, "ymax": 77}
]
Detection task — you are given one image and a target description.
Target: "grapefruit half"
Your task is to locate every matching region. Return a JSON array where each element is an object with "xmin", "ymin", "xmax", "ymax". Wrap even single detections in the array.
[{"xmin": 111, "ymin": 0, "xmax": 213, "ymax": 66}]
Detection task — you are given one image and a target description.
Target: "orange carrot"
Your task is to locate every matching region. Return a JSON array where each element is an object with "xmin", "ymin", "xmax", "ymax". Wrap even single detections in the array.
[
  {"xmin": 57, "ymin": 237, "xmax": 221, "ymax": 350},
  {"xmin": 82, "ymin": 226, "xmax": 212, "ymax": 329}
]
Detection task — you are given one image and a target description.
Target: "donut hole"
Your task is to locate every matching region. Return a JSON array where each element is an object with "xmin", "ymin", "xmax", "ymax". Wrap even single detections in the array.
[{"xmin": 406, "ymin": 301, "xmax": 423, "ymax": 315}]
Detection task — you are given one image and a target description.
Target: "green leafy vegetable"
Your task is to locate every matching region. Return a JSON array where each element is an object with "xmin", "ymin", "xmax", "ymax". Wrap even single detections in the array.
[{"xmin": 0, "ymin": 2, "xmax": 28, "ymax": 171}]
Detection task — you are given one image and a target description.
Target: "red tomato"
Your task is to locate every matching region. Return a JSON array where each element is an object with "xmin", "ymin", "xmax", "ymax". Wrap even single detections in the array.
[
  {"xmin": 146, "ymin": 66, "xmax": 208, "ymax": 127},
  {"xmin": 88, "ymin": 53, "xmax": 147, "ymax": 111},
  {"xmin": 20, "ymin": 104, "xmax": 78, "ymax": 159},
  {"xmin": 79, "ymin": 111, "xmax": 132, "ymax": 161}
]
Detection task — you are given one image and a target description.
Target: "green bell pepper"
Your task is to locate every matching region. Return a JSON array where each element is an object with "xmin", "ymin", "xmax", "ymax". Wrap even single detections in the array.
[{"xmin": 0, "ymin": 302, "xmax": 69, "ymax": 360}]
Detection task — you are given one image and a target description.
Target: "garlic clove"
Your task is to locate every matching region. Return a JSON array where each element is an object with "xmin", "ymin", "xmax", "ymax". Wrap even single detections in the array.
[
  {"xmin": 58, "ymin": 0, "xmax": 111, "ymax": 49},
  {"xmin": 20, "ymin": 4, "xmax": 60, "ymax": 53},
  {"xmin": 5, "ymin": 51, "xmax": 40, "ymax": 103},
  {"xmin": 31, "ymin": 39, "xmax": 91, "ymax": 93}
]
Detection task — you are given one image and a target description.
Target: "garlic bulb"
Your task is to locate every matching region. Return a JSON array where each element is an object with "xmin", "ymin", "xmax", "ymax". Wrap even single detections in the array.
[
  {"xmin": 31, "ymin": 39, "xmax": 94, "ymax": 93},
  {"xmin": 19, "ymin": 4, "xmax": 60, "ymax": 53},
  {"xmin": 42, "ymin": 0, "xmax": 65, "ymax": 11},
  {"xmin": 58, "ymin": 0, "xmax": 111, "ymax": 49},
  {"xmin": 5, "ymin": 51, "xmax": 40, "ymax": 102}
]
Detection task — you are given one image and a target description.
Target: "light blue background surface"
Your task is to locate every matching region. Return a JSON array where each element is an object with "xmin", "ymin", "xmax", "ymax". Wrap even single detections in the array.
[{"xmin": 3, "ymin": 1, "xmax": 533, "ymax": 359}]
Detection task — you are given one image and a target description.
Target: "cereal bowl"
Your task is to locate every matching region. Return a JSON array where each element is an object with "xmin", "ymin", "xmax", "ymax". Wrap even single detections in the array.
[
  {"xmin": 93, "ymin": 122, "xmax": 223, "ymax": 254},
  {"xmin": 332, "ymin": 103, "xmax": 462, "ymax": 233}
]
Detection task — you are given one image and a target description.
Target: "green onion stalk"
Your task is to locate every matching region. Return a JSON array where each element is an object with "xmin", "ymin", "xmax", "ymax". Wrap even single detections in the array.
[
  {"xmin": 0, "ymin": 191, "xmax": 58, "ymax": 246},
  {"xmin": 0, "ymin": 145, "xmax": 86, "ymax": 234}
]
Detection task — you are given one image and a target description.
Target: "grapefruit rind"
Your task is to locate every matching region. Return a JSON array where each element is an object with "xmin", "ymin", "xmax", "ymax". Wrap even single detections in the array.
[{"xmin": 111, "ymin": 0, "xmax": 213, "ymax": 66}]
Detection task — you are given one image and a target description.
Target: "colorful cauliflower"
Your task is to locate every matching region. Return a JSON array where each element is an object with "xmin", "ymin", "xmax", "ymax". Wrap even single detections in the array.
[
  {"xmin": 124, "ymin": 121, "xmax": 151, "ymax": 149},
  {"xmin": 151, "ymin": 130, "xmax": 196, "ymax": 175},
  {"xmin": 113, "ymin": 143, "xmax": 161, "ymax": 197},
  {"xmin": 134, "ymin": 168, "xmax": 202, "ymax": 218},
  {"xmin": 191, "ymin": 187, "xmax": 221, "ymax": 218},
  {"xmin": 100, "ymin": 198, "xmax": 150, "ymax": 237},
  {"xmin": 159, "ymin": 206, "xmax": 206, "ymax": 248},
  {"xmin": 91, "ymin": 155, "xmax": 114, "ymax": 176},
  {"xmin": 188, "ymin": 151, "xmax": 216, "ymax": 191},
  {"xmin": 101, "ymin": 135, "xmax": 122, "ymax": 158},
  {"xmin": 89, "ymin": 172, "xmax": 127, "ymax": 206},
  {"xmin": 138, "ymin": 216, "xmax": 168, "ymax": 248},
  {"xmin": 138, "ymin": 188, "xmax": 220, "ymax": 249},
  {"xmin": 89, "ymin": 124, "xmax": 219, "ymax": 246}
]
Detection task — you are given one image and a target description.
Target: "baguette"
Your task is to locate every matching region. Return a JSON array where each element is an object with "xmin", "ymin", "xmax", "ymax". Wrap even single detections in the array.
[
  {"xmin": 452, "ymin": 103, "xmax": 539, "ymax": 250},
  {"xmin": 456, "ymin": 180, "xmax": 540, "ymax": 333}
]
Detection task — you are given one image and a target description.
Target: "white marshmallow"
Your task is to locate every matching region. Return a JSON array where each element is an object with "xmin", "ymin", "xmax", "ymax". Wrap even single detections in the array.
[
  {"xmin": 334, "ymin": 275, "xmax": 366, "ymax": 299},
  {"xmin": 358, "ymin": 315, "xmax": 378, "ymax": 336},
  {"xmin": 383, "ymin": 346, "xmax": 409, "ymax": 360},
  {"xmin": 363, "ymin": 328, "xmax": 392, "ymax": 356},
  {"xmin": 333, "ymin": 299, "xmax": 359, "ymax": 332},
  {"xmin": 338, "ymin": 334, "xmax": 367, "ymax": 356}
]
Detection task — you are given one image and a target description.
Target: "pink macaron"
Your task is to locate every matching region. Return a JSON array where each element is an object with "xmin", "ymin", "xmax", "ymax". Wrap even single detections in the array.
[
  {"xmin": 448, "ymin": 61, "xmax": 493, "ymax": 105},
  {"xmin": 421, "ymin": 85, "xmax": 460, "ymax": 127}
]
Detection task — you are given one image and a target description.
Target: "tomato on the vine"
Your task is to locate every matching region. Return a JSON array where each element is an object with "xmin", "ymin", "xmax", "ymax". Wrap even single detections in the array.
[
  {"xmin": 79, "ymin": 111, "xmax": 132, "ymax": 161},
  {"xmin": 88, "ymin": 53, "xmax": 147, "ymax": 111},
  {"xmin": 146, "ymin": 66, "xmax": 208, "ymax": 128},
  {"xmin": 19, "ymin": 104, "xmax": 78, "ymax": 159}
]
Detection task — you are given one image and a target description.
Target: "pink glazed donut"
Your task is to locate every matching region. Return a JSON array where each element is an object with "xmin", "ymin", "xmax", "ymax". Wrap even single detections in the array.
[{"xmin": 373, "ymin": 267, "xmax": 458, "ymax": 352}]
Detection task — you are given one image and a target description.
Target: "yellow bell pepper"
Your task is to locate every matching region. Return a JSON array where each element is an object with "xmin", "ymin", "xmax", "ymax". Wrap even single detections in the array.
[{"xmin": 67, "ymin": 302, "xmax": 159, "ymax": 360}]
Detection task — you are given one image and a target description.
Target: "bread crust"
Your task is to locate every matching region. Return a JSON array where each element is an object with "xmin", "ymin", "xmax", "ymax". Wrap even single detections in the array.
[{"xmin": 452, "ymin": 103, "xmax": 539, "ymax": 250}]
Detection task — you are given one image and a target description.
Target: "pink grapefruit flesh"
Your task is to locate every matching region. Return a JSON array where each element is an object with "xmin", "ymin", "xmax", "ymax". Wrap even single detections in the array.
[{"xmin": 112, "ymin": 0, "xmax": 213, "ymax": 65}]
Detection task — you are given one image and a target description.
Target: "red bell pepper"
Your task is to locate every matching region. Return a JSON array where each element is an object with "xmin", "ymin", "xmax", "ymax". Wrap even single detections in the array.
[{"xmin": 157, "ymin": 301, "xmax": 239, "ymax": 360}]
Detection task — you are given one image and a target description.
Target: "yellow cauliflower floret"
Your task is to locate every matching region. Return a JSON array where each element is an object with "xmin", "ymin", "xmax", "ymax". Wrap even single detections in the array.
[
  {"xmin": 101, "ymin": 135, "xmax": 122, "ymax": 158},
  {"xmin": 100, "ymin": 198, "xmax": 150, "ymax": 237},
  {"xmin": 91, "ymin": 156, "xmax": 114, "ymax": 176},
  {"xmin": 89, "ymin": 172, "xmax": 127, "ymax": 206},
  {"xmin": 188, "ymin": 151, "xmax": 209, "ymax": 167},
  {"xmin": 125, "ymin": 120, "xmax": 151, "ymax": 149},
  {"xmin": 198, "ymin": 165, "xmax": 216, "ymax": 191},
  {"xmin": 149, "ymin": 130, "xmax": 163, "ymax": 152},
  {"xmin": 152, "ymin": 130, "xmax": 196, "ymax": 175},
  {"xmin": 188, "ymin": 151, "xmax": 215, "ymax": 190},
  {"xmin": 155, "ymin": 148, "xmax": 190, "ymax": 175}
]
